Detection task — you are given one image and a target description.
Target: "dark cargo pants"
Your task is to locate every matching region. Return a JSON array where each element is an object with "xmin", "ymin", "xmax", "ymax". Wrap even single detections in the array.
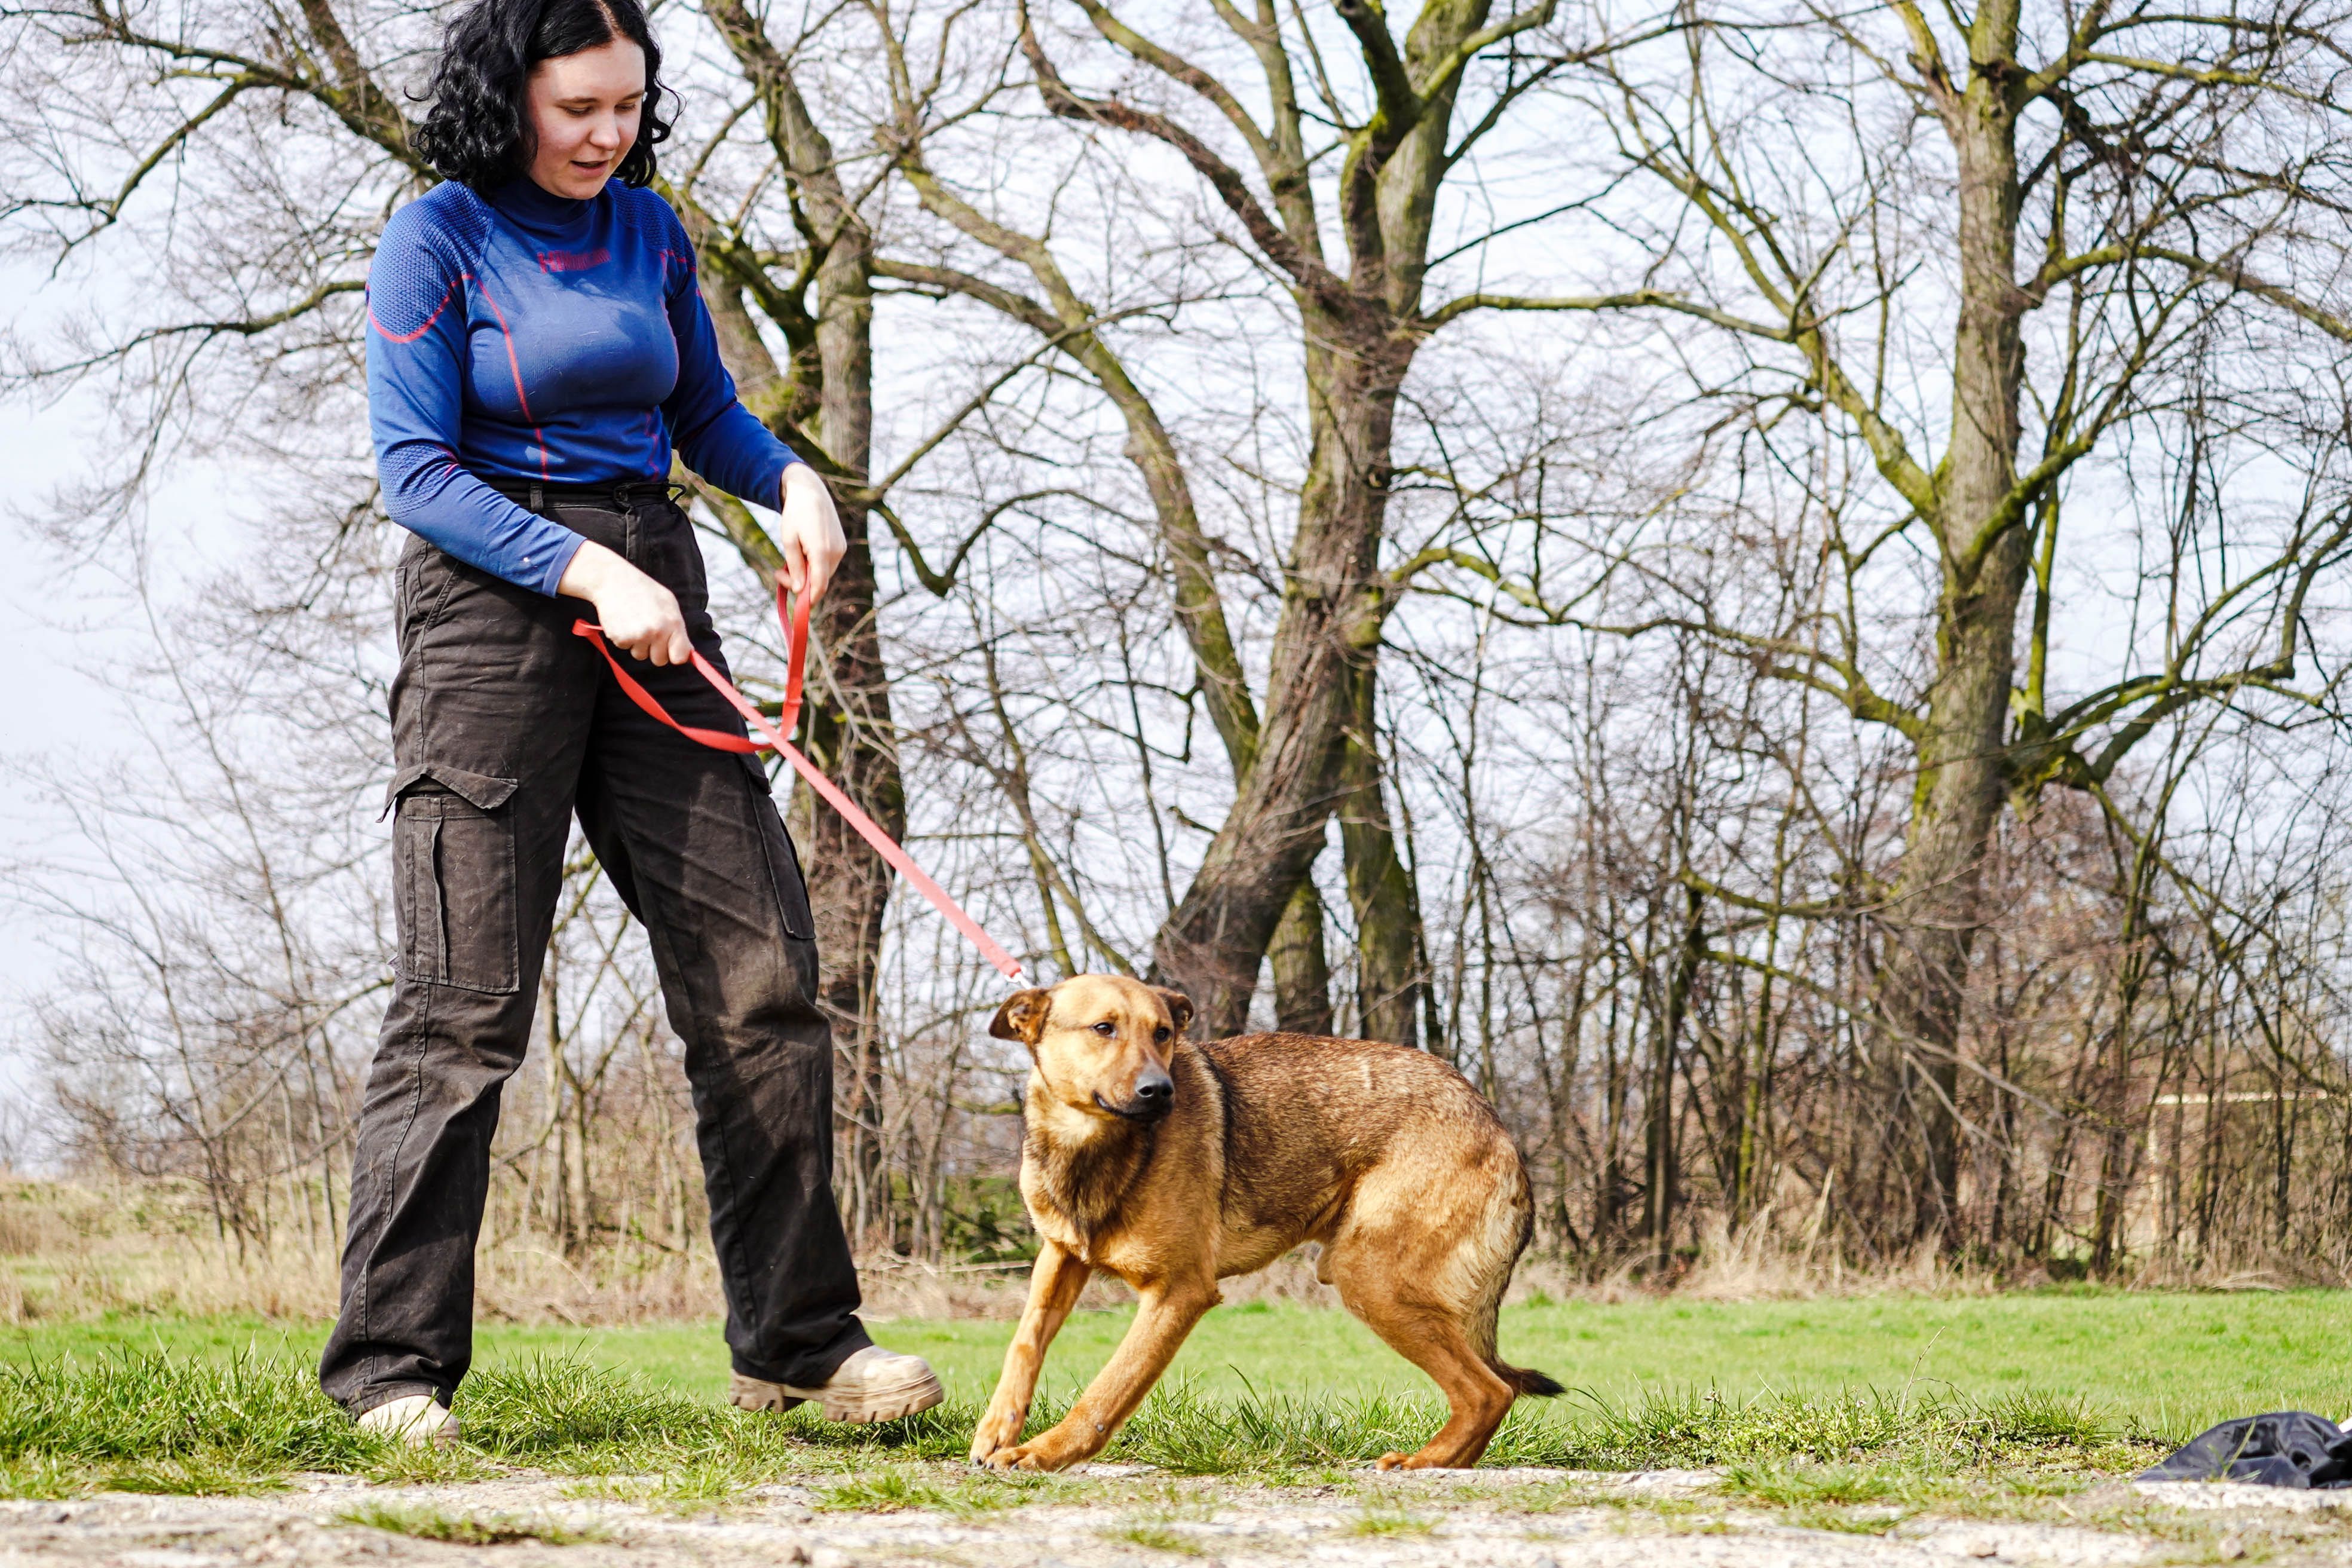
[{"xmin": 320, "ymin": 482, "xmax": 870, "ymax": 1414}]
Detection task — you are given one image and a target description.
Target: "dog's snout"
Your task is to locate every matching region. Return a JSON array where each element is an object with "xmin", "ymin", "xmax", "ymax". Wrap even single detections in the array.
[{"xmin": 1090, "ymin": 1067, "xmax": 1175, "ymax": 1123}]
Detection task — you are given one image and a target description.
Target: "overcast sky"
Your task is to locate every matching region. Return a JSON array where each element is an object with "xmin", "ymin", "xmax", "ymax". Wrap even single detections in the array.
[{"xmin": 0, "ymin": 261, "xmax": 142, "ymax": 1106}]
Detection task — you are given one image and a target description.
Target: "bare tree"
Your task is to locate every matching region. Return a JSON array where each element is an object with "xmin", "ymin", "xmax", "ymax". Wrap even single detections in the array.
[
  {"xmin": 872, "ymin": 0, "xmax": 1592, "ymax": 1040},
  {"xmin": 1486, "ymin": 0, "xmax": 2352, "ymax": 1238}
]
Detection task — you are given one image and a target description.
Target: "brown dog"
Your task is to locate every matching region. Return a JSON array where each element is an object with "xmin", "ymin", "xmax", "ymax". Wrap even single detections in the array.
[{"xmin": 970, "ymin": 974, "xmax": 1560, "ymax": 1472}]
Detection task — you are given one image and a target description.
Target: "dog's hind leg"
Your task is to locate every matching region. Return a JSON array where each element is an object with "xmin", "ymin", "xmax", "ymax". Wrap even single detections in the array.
[
  {"xmin": 1335, "ymin": 1279, "xmax": 1516, "ymax": 1470},
  {"xmin": 1324, "ymin": 1156, "xmax": 1526, "ymax": 1469},
  {"xmin": 978, "ymin": 1275, "xmax": 1217, "ymax": 1472},
  {"xmin": 970, "ymin": 1240, "xmax": 1093, "ymax": 1464}
]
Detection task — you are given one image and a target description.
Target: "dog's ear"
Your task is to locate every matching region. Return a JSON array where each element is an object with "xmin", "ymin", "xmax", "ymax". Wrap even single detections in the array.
[
  {"xmin": 1153, "ymin": 987, "xmax": 1195, "ymax": 1037},
  {"xmin": 989, "ymin": 987, "xmax": 1054, "ymax": 1044}
]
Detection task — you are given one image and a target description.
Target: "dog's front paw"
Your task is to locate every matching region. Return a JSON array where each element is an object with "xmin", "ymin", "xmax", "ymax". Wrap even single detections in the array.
[
  {"xmin": 978, "ymin": 1424, "xmax": 1089, "ymax": 1472},
  {"xmin": 968, "ymin": 1407, "xmax": 1027, "ymax": 1466},
  {"xmin": 978, "ymin": 1441, "xmax": 1045, "ymax": 1471},
  {"xmin": 1376, "ymin": 1448, "xmax": 1455, "ymax": 1471}
]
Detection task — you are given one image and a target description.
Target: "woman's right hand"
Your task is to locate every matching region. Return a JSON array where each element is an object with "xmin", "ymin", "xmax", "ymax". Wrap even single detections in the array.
[{"xmin": 558, "ymin": 540, "xmax": 691, "ymax": 665}]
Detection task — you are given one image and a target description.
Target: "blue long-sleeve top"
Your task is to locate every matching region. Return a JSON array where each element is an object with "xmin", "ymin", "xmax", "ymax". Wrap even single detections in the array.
[{"xmin": 366, "ymin": 177, "xmax": 803, "ymax": 595}]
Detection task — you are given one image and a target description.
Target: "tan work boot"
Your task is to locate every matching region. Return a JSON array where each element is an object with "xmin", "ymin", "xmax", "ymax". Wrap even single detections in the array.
[
  {"xmin": 356, "ymin": 1392, "xmax": 461, "ymax": 1448},
  {"xmin": 729, "ymin": 1346, "xmax": 945, "ymax": 1424}
]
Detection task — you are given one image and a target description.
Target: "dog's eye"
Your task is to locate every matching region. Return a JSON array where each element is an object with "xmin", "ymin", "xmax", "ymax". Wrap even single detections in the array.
[
  {"xmin": 1153, "ymin": 1026, "xmax": 1171, "ymax": 1043},
  {"xmin": 1093, "ymin": 1021, "xmax": 1116, "ymax": 1037}
]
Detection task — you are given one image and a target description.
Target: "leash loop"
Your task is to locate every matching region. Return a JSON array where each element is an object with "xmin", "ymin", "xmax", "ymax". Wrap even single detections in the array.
[{"xmin": 572, "ymin": 584, "xmax": 1024, "ymax": 982}]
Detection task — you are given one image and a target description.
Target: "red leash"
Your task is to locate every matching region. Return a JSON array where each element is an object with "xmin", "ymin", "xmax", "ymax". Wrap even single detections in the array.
[{"xmin": 572, "ymin": 587, "xmax": 1024, "ymax": 982}]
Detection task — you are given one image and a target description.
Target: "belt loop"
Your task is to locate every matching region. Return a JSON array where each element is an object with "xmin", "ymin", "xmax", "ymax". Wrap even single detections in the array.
[{"xmin": 529, "ymin": 481, "xmax": 544, "ymax": 513}]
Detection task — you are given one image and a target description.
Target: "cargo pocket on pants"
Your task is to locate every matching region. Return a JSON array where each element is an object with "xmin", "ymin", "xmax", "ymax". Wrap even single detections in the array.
[
  {"xmin": 389, "ymin": 762, "xmax": 522, "ymax": 994},
  {"xmin": 738, "ymin": 753, "xmax": 817, "ymax": 942}
]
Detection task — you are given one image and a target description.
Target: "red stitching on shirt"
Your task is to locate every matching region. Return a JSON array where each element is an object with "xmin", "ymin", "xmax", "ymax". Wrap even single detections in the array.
[
  {"xmin": 474, "ymin": 281, "xmax": 531, "ymax": 420},
  {"xmin": 474, "ymin": 279, "xmax": 551, "ymax": 478},
  {"xmin": 367, "ymin": 273, "xmax": 468, "ymax": 344}
]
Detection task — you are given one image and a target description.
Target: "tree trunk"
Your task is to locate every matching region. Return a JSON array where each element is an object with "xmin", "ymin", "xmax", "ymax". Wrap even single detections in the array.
[
  {"xmin": 702, "ymin": 0, "xmax": 901, "ymax": 1234},
  {"xmin": 1337, "ymin": 662, "xmax": 1426, "ymax": 1046},
  {"xmin": 795, "ymin": 223, "xmax": 899, "ymax": 1238},
  {"xmin": 1150, "ymin": 311, "xmax": 1408, "ymax": 1034},
  {"xmin": 1877, "ymin": 17, "xmax": 2030, "ymax": 1245},
  {"xmin": 1646, "ymin": 886, "xmax": 1705, "ymax": 1273},
  {"xmin": 1269, "ymin": 878, "xmax": 1336, "ymax": 1034}
]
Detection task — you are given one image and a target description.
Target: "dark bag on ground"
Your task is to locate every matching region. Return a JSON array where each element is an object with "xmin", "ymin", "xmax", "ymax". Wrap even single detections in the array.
[{"xmin": 2137, "ymin": 1412, "xmax": 2352, "ymax": 1489}]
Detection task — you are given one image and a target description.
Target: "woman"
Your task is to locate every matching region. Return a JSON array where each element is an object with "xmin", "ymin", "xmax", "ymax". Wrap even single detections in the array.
[{"xmin": 323, "ymin": 0, "xmax": 941, "ymax": 1444}]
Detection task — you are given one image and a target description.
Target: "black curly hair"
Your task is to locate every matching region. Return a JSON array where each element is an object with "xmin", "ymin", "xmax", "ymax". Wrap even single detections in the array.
[{"xmin": 412, "ymin": 0, "xmax": 672, "ymax": 192}]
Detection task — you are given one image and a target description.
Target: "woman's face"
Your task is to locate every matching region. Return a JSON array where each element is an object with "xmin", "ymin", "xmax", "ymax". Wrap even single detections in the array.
[{"xmin": 520, "ymin": 36, "xmax": 645, "ymax": 200}]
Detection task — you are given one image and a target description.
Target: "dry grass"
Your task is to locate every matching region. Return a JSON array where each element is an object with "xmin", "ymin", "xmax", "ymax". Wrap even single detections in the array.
[
  {"xmin": 1, "ymin": 1223, "xmax": 722, "ymax": 1327},
  {"xmin": 0, "ymin": 1177, "xmax": 1071, "ymax": 1326},
  {"xmin": 1658, "ymin": 1218, "xmax": 2001, "ymax": 1303},
  {"xmin": 0, "ymin": 1177, "xmax": 714, "ymax": 1327},
  {"xmin": 1510, "ymin": 1211, "xmax": 2342, "ymax": 1304},
  {"xmin": 8, "ymin": 1175, "xmax": 2329, "ymax": 1331}
]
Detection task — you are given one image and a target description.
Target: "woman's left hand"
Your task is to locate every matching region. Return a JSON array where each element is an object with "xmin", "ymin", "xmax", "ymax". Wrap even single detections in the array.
[{"xmin": 777, "ymin": 463, "xmax": 848, "ymax": 605}]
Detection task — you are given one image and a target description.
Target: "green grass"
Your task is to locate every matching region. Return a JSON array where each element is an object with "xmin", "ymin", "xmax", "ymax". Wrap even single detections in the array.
[
  {"xmin": 336, "ymin": 1500, "xmax": 608, "ymax": 1545},
  {"xmin": 0, "ymin": 1341, "xmax": 2164, "ymax": 1500},
  {"xmin": 816, "ymin": 1469, "xmax": 1037, "ymax": 1514},
  {"xmin": 6, "ymin": 1291, "xmax": 2348, "ymax": 1501},
  {"xmin": 1107, "ymin": 1521, "xmax": 1211, "ymax": 1554},
  {"xmin": 10, "ymin": 1290, "xmax": 2349, "ymax": 1437},
  {"xmin": 1349, "ymin": 1504, "xmax": 1437, "ymax": 1535}
]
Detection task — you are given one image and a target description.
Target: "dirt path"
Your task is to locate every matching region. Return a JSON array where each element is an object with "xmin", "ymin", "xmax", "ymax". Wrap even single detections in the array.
[{"xmin": 2, "ymin": 1469, "xmax": 2338, "ymax": 1566}]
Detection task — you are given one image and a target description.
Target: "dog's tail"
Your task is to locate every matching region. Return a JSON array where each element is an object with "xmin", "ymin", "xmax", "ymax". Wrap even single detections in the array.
[{"xmin": 1492, "ymin": 1361, "xmax": 1566, "ymax": 1398}]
